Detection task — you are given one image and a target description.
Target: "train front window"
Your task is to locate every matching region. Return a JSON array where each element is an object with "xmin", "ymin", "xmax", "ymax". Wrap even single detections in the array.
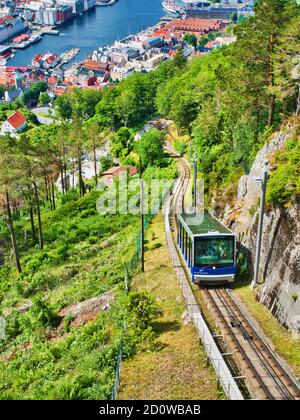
[{"xmin": 194, "ymin": 237, "xmax": 234, "ymax": 268}]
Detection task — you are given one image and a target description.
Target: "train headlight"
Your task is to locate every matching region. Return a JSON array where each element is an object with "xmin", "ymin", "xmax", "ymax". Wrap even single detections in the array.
[{"xmin": 213, "ymin": 266, "xmax": 216, "ymax": 270}]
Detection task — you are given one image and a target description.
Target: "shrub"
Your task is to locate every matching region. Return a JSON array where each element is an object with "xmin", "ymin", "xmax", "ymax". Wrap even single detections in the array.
[
  {"xmin": 149, "ymin": 242, "xmax": 162, "ymax": 250},
  {"xmin": 291, "ymin": 292, "xmax": 298, "ymax": 302},
  {"xmin": 29, "ymin": 296, "xmax": 59, "ymax": 328},
  {"xmin": 174, "ymin": 138, "xmax": 187, "ymax": 155},
  {"xmin": 125, "ymin": 291, "xmax": 162, "ymax": 331},
  {"xmin": 88, "ymin": 236, "xmax": 98, "ymax": 245},
  {"xmin": 5, "ymin": 310, "xmax": 23, "ymax": 339},
  {"xmin": 267, "ymin": 139, "xmax": 300, "ymax": 205}
]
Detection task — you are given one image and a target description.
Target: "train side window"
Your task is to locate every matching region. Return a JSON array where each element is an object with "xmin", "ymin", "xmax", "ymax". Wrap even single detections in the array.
[
  {"xmin": 187, "ymin": 235, "xmax": 190, "ymax": 263},
  {"xmin": 179, "ymin": 223, "xmax": 182, "ymax": 248}
]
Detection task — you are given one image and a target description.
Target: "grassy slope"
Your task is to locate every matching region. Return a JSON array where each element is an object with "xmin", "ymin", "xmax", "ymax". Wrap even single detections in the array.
[
  {"xmin": 118, "ymin": 214, "xmax": 222, "ymax": 400},
  {"xmin": 0, "ymin": 191, "xmax": 140, "ymax": 399},
  {"xmin": 235, "ymin": 284, "xmax": 300, "ymax": 380}
]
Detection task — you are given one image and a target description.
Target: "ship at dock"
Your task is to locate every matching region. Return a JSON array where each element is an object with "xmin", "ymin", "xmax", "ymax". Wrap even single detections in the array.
[
  {"xmin": 60, "ymin": 48, "xmax": 80, "ymax": 66},
  {"xmin": 96, "ymin": 0, "xmax": 118, "ymax": 6},
  {"xmin": 161, "ymin": 1, "xmax": 183, "ymax": 15}
]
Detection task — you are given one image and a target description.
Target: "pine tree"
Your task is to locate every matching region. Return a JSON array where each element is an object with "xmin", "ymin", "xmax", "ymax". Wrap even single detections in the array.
[{"xmin": 235, "ymin": 0, "xmax": 300, "ymax": 126}]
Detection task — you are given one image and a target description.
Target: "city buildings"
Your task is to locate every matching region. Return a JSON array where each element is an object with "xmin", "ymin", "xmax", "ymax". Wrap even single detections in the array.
[{"xmin": 0, "ymin": 15, "xmax": 27, "ymax": 43}]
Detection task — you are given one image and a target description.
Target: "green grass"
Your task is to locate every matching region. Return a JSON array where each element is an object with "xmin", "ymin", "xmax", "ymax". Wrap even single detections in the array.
[
  {"xmin": 0, "ymin": 161, "xmax": 179, "ymax": 400},
  {"xmin": 0, "ymin": 188, "xmax": 140, "ymax": 399},
  {"xmin": 118, "ymin": 214, "xmax": 222, "ymax": 400},
  {"xmin": 235, "ymin": 282, "xmax": 300, "ymax": 380}
]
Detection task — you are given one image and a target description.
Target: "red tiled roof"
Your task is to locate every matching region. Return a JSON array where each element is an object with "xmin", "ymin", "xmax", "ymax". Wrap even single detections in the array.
[
  {"xmin": 48, "ymin": 76, "xmax": 58, "ymax": 84},
  {"xmin": 102, "ymin": 166, "xmax": 137, "ymax": 177},
  {"xmin": 0, "ymin": 16, "xmax": 13, "ymax": 25},
  {"xmin": 13, "ymin": 34, "xmax": 30, "ymax": 43},
  {"xmin": 5, "ymin": 66, "xmax": 27, "ymax": 72},
  {"xmin": 7, "ymin": 111, "xmax": 26, "ymax": 129},
  {"xmin": 33, "ymin": 54, "xmax": 42, "ymax": 62},
  {"xmin": 83, "ymin": 59, "xmax": 102, "ymax": 70},
  {"xmin": 54, "ymin": 87, "xmax": 67, "ymax": 95},
  {"xmin": 150, "ymin": 18, "xmax": 224, "ymax": 40},
  {"xmin": 45, "ymin": 56, "xmax": 56, "ymax": 64}
]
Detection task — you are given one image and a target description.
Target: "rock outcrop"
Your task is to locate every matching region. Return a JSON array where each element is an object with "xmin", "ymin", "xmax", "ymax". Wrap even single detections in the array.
[
  {"xmin": 217, "ymin": 122, "xmax": 300, "ymax": 333},
  {"xmin": 58, "ymin": 291, "xmax": 115, "ymax": 328}
]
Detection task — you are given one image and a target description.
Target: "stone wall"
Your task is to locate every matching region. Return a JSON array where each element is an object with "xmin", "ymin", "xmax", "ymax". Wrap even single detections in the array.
[{"xmin": 215, "ymin": 121, "xmax": 300, "ymax": 333}]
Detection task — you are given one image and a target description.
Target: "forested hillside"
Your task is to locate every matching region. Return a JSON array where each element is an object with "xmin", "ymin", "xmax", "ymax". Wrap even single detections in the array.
[{"xmin": 0, "ymin": 0, "xmax": 299, "ymax": 400}]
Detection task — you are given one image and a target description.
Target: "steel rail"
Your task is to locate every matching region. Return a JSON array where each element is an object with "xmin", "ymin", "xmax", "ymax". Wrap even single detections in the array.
[{"xmin": 217, "ymin": 288, "xmax": 299, "ymax": 400}]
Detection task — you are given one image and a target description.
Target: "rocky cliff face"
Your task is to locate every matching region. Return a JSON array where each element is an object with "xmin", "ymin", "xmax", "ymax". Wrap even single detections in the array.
[{"xmin": 217, "ymin": 121, "xmax": 300, "ymax": 334}]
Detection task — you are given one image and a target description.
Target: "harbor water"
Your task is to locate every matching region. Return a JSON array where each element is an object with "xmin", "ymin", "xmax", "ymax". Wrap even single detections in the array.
[{"xmin": 9, "ymin": 0, "xmax": 165, "ymax": 67}]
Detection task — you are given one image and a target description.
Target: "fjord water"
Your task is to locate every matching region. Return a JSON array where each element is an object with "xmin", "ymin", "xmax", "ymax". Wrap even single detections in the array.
[{"xmin": 10, "ymin": 0, "xmax": 164, "ymax": 66}]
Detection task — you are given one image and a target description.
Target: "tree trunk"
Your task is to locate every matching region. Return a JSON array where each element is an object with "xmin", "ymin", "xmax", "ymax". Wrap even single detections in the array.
[
  {"xmin": 268, "ymin": 96, "xmax": 275, "ymax": 126},
  {"xmin": 5, "ymin": 190, "xmax": 22, "ymax": 273},
  {"xmin": 46, "ymin": 175, "xmax": 54, "ymax": 210},
  {"xmin": 267, "ymin": 34, "xmax": 275, "ymax": 126},
  {"xmin": 44, "ymin": 176, "xmax": 49, "ymax": 202},
  {"xmin": 33, "ymin": 182, "xmax": 44, "ymax": 250},
  {"xmin": 29, "ymin": 204, "xmax": 36, "ymax": 242},
  {"xmin": 64, "ymin": 163, "xmax": 68, "ymax": 193},
  {"xmin": 78, "ymin": 147, "xmax": 85, "ymax": 196},
  {"xmin": 51, "ymin": 176, "xmax": 56, "ymax": 210},
  {"xmin": 93, "ymin": 142, "xmax": 98, "ymax": 187},
  {"xmin": 60, "ymin": 166, "xmax": 65, "ymax": 195},
  {"xmin": 63, "ymin": 149, "xmax": 68, "ymax": 193}
]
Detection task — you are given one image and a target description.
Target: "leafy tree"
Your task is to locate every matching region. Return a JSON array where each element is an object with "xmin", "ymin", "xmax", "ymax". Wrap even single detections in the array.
[
  {"xmin": 22, "ymin": 81, "xmax": 48, "ymax": 107},
  {"xmin": 136, "ymin": 129, "xmax": 166, "ymax": 168},
  {"xmin": 183, "ymin": 33, "xmax": 197, "ymax": 49},
  {"xmin": 234, "ymin": 0, "xmax": 300, "ymax": 126},
  {"xmin": 84, "ymin": 122, "xmax": 108, "ymax": 186},
  {"xmin": 39, "ymin": 92, "xmax": 51, "ymax": 106},
  {"xmin": 0, "ymin": 136, "xmax": 24, "ymax": 272},
  {"xmin": 172, "ymin": 46, "xmax": 187, "ymax": 70},
  {"xmin": 199, "ymin": 36, "xmax": 209, "ymax": 48},
  {"xmin": 99, "ymin": 156, "xmax": 115, "ymax": 174},
  {"xmin": 169, "ymin": 90, "xmax": 199, "ymax": 135},
  {"xmin": 273, "ymin": 16, "xmax": 300, "ymax": 116},
  {"xmin": 55, "ymin": 94, "xmax": 73, "ymax": 120},
  {"xmin": 110, "ymin": 127, "xmax": 134, "ymax": 159}
]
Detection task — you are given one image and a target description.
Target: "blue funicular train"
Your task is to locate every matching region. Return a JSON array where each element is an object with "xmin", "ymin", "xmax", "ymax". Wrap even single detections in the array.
[{"xmin": 177, "ymin": 211, "xmax": 237, "ymax": 284}]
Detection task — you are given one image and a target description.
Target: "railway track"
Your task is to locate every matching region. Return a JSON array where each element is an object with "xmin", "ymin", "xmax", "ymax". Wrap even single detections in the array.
[
  {"xmin": 202, "ymin": 287, "xmax": 300, "ymax": 400},
  {"xmin": 164, "ymin": 144, "xmax": 190, "ymax": 231},
  {"xmin": 166, "ymin": 144, "xmax": 300, "ymax": 400}
]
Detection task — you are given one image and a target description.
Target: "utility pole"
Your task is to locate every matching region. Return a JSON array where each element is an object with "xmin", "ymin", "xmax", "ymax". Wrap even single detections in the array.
[
  {"xmin": 139, "ymin": 158, "xmax": 145, "ymax": 273},
  {"xmin": 251, "ymin": 161, "xmax": 269, "ymax": 289}
]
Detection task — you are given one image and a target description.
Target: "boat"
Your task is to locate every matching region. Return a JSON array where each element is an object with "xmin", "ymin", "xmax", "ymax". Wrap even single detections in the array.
[
  {"xmin": 13, "ymin": 40, "xmax": 31, "ymax": 49},
  {"xmin": 30, "ymin": 34, "xmax": 42, "ymax": 44},
  {"xmin": 59, "ymin": 48, "xmax": 80, "ymax": 65},
  {"xmin": 96, "ymin": 0, "xmax": 118, "ymax": 6},
  {"xmin": 162, "ymin": 1, "xmax": 182, "ymax": 15}
]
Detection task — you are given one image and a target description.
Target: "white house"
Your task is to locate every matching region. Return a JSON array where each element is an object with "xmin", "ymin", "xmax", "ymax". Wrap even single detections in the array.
[
  {"xmin": 4, "ymin": 89, "xmax": 23, "ymax": 103},
  {"xmin": 1, "ymin": 111, "xmax": 27, "ymax": 137}
]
